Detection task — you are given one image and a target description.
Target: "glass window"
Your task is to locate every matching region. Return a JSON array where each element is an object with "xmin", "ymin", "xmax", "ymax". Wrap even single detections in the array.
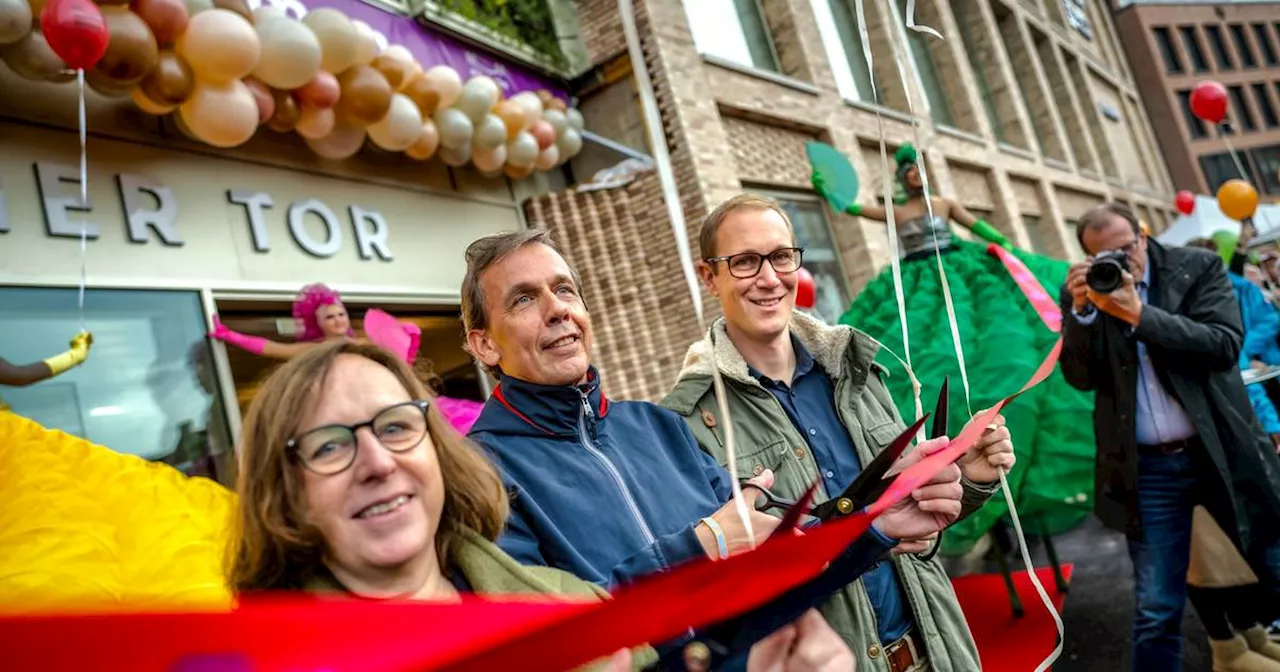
[
  {"xmin": 1230, "ymin": 84, "xmax": 1256, "ymax": 131},
  {"xmin": 1177, "ymin": 89, "xmax": 1209, "ymax": 139},
  {"xmin": 771, "ymin": 195, "xmax": 852, "ymax": 325},
  {"xmin": 1228, "ymin": 24, "xmax": 1257, "ymax": 68},
  {"xmin": 683, "ymin": 0, "xmax": 779, "ymax": 72},
  {"xmin": 1253, "ymin": 23, "xmax": 1277, "ymax": 66},
  {"xmin": 1253, "ymin": 83, "xmax": 1279, "ymax": 129},
  {"xmin": 1200, "ymin": 151, "xmax": 1255, "ymax": 193},
  {"xmin": 1178, "ymin": 25, "xmax": 1209, "ymax": 72},
  {"xmin": 814, "ymin": 0, "xmax": 874, "ymax": 101},
  {"xmin": 1251, "ymin": 145, "xmax": 1280, "ymax": 195},
  {"xmin": 1152, "ymin": 26, "xmax": 1183, "ymax": 74},
  {"xmin": 1205, "ymin": 25, "xmax": 1234, "ymax": 70},
  {"xmin": 0, "ymin": 287, "xmax": 233, "ymax": 485}
]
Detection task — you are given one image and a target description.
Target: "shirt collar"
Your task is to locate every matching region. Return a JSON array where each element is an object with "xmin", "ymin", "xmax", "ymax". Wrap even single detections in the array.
[{"xmin": 747, "ymin": 333, "xmax": 815, "ymax": 387}]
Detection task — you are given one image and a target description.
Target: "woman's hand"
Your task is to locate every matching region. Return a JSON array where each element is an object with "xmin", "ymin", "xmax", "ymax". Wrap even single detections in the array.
[{"xmin": 748, "ymin": 609, "xmax": 855, "ymax": 671}]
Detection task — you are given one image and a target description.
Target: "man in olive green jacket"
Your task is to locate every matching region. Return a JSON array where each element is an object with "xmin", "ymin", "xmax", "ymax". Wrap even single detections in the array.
[{"xmin": 662, "ymin": 194, "xmax": 1017, "ymax": 672}]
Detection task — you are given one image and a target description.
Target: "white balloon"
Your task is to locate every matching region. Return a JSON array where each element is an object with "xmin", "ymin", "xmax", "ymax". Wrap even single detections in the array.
[
  {"xmin": 438, "ymin": 143, "xmax": 472, "ymax": 167},
  {"xmin": 0, "ymin": 0, "xmax": 32, "ymax": 45},
  {"xmin": 454, "ymin": 75, "xmax": 500, "ymax": 122},
  {"xmin": 473, "ymin": 145, "xmax": 507, "ymax": 172},
  {"xmin": 543, "ymin": 109, "xmax": 568, "ymax": 137},
  {"xmin": 557, "ymin": 127, "xmax": 583, "ymax": 160},
  {"xmin": 434, "ymin": 107, "xmax": 473, "ymax": 149},
  {"xmin": 367, "ymin": 93, "xmax": 423, "ymax": 152},
  {"xmin": 512, "ymin": 91, "xmax": 542, "ymax": 128},
  {"xmin": 566, "ymin": 107, "xmax": 584, "ymax": 132},
  {"xmin": 422, "ymin": 65, "xmax": 462, "ymax": 108},
  {"xmin": 506, "ymin": 130, "xmax": 538, "ymax": 168},
  {"xmin": 534, "ymin": 144, "xmax": 560, "ymax": 171},
  {"xmin": 306, "ymin": 122, "xmax": 367, "ymax": 159},
  {"xmin": 350, "ymin": 19, "xmax": 379, "ymax": 65},
  {"xmin": 295, "ymin": 105, "xmax": 336, "ymax": 139},
  {"xmin": 472, "ymin": 113, "xmax": 507, "ymax": 151},
  {"xmin": 252, "ymin": 15, "xmax": 322, "ymax": 90}
]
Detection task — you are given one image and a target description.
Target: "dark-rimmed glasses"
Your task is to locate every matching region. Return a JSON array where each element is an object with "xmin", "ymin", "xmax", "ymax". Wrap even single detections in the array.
[
  {"xmin": 704, "ymin": 247, "xmax": 805, "ymax": 279},
  {"xmin": 287, "ymin": 400, "xmax": 430, "ymax": 475}
]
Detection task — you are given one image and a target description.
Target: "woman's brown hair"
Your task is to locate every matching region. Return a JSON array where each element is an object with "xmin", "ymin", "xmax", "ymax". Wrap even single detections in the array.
[{"xmin": 229, "ymin": 340, "xmax": 507, "ymax": 591}]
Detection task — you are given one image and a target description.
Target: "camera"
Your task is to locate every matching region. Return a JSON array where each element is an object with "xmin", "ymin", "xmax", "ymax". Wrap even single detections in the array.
[{"xmin": 1086, "ymin": 250, "xmax": 1130, "ymax": 293}]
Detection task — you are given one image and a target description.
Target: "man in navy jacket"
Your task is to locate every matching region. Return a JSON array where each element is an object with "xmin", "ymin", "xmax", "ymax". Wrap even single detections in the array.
[{"xmin": 461, "ymin": 230, "xmax": 965, "ymax": 662}]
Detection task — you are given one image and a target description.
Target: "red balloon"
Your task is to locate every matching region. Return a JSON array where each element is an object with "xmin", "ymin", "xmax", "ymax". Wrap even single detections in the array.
[
  {"xmin": 41, "ymin": 0, "xmax": 109, "ymax": 70},
  {"xmin": 795, "ymin": 267, "xmax": 816, "ymax": 310},
  {"xmin": 1189, "ymin": 81, "xmax": 1228, "ymax": 124},
  {"xmin": 1174, "ymin": 190, "xmax": 1196, "ymax": 216}
]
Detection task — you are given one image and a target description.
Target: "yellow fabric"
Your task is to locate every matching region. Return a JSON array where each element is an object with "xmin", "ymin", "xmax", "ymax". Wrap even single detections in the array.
[{"xmin": 0, "ymin": 411, "xmax": 236, "ymax": 614}]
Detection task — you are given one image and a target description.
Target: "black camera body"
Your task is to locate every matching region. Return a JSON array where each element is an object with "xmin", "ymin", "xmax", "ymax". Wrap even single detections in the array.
[{"xmin": 1087, "ymin": 250, "xmax": 1130, "ymax": 293}]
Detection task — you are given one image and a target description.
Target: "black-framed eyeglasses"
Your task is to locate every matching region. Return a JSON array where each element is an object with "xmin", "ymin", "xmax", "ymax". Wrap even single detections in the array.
[
  {"xmin": 704, "ymin": 247, "xmax": 805, "ymax": 279},
  {"xmin": 287, "ymin": 400, "xmax": 430, "ymax": 475}
]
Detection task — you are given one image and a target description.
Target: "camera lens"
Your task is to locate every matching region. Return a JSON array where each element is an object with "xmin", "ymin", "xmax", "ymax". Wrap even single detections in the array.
[{"xmin": 1087, "ymin": 257, "xmax": 1124, "ymax": 293}]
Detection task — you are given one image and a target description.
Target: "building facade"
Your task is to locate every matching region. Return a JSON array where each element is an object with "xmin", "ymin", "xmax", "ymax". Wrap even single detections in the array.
[
  {"xmin": 541, "ymin": 0, "xmax": 1176, "ymax": 400},
  {"xmin": 1114, "ymin": 0, "xmax": 1280, "ymax": 196}
]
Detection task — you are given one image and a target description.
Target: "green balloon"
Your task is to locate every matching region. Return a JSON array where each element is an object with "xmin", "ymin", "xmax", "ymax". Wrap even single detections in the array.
[{"xmin": 1211, "ymin": 230, "xmax": 1237, "ymax": 266}]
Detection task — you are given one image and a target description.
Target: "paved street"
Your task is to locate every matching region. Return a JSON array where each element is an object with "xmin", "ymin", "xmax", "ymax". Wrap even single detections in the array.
[{"xmin": 944, "ymin": 517, "xmax": 1211, "ymax": 671}]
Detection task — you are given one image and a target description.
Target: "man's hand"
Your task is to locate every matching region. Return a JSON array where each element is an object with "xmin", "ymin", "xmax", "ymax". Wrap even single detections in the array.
[
  {"xmin": 696, "ymin": 469, "xmax": 783, "ymax": 559},
  {"xmin": 1088, "ymin": 270, "xmax": 1143, "ymax": 327},
  {"xmin": 872, "ymin": 437, "xmax": 963, "ymax": 542},
  {"xmin": 1066, "ymin": 260, "xmax": 1093, "ymax": 313},
  {"xmin": 956, "ymin": 412, "xmax": 1015, "ymax": 485},
  {"xmin": 1252, "ymin": 360, "xmax": 1269, "ymax": 372},
  {"xmin": 747, "ymin": 609, "xmax": 855, "ymax": 672},
  {"xmin": 1270, "ymin": 433, "xmax": 1280, "ymax": 454}
]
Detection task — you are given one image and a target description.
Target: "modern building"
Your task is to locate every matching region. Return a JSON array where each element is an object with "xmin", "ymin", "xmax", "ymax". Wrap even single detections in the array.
[{"xmin": 1114, "ymin": 0, "xmax": 1280, "ymax": 196}]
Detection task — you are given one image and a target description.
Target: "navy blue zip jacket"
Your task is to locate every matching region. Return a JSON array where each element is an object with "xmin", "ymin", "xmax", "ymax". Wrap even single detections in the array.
[{"xmin": 469, "ymin": 368, "xmax": 730, "ymax": 587}]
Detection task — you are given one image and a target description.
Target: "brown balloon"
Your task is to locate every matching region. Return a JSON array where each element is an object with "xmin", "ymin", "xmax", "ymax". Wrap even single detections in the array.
[
  {"xmin": 139, "ymin": 49, "xmax": 193, "ymax": 106},
  {"xmin": 546, "ymin": 97, "xmax": 567, "ymax": 113},
  {"xmin": 210, "ymin": 0, "xmax": 250, "ymax": 21},
  {"xmin": 88, "ymin": 7, "xmax": 159, "ymax": 94},
  {"xmin": 401, "ymin": 72, "xmax": 440, "ymax": 117},
  {"xmin": 243, "ymin": 77, "xmax": 274, "ymax": 124},
  {"xmin": 335, "ymin": 64, "xmax": 391, "ymax": 125},
  {"xmin": 267, "ymin": 87, "xmax": 300, "ymax": 132},
  {"xmin": 370, "ymin": 53, "xmax": 410, "ymax": 91},
  {"xmin": 130, "ymin": 0, "xmax": 188, "ymax": 46},
  {"xmin": 2, "ymin": 29, "xmax": 68, "ymax": 82}
]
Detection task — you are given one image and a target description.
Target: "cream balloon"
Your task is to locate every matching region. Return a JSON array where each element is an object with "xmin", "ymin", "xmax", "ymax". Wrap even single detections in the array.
[
  {"xmin": 251, "ymin": 4, "xmax": 285, "ymax": 22},
  {"xmin": 433, "ymin": 107, "xmax": 473, "ymax": 149},
  {"xmin": 182, "ymin": 0, "xmax": 213, "ymax": 17},
  {"xmin": 542, "ymin": 108, "xmax": 568, "ymax": 137},
  {"xmin": 534, "ymin": 144, "xmax": 560, "ymax": 171},
  {"xmin": 367, "ymin": 93, "xmax": 422, "ymax": 152},
  {"xmin": 404, "ymin": 120, "xmax": 438, "ymax": 160},
  {"xmin": 303, "ymin": 8, "xmax": 358, "ymax": 75},
  {"xmin": 478, "ymin": 167, "xmax": 503, "ymax": 180},
  {"xmin": 472, "ymin": 145, "xmax": 506, "ymax": 173},
  {"xmin": 511, "ymin": 91, "xmax": 542, "ymax": 129},
  {"xmin": 438, "ymin": 142, "xmax": 471, "ymax": 167},
  {"xmin": 350, "ymin": 18, "xmax": 377, "ymax": 66},
  {"xmin": 0, "ymin": 0, "xmax": 32, "ymax": 45},
  {"xmin": 295, "ymin": 104, "xmax": 335, "ymax": 139},
  {"xmin": 305, "ymin": 121, "xmax": 366, "ymax": 159},
  {"xmin": 251, "ymin": 14, "xmax": 320, "ymax": 90},
  {"xmin": 177, "ymin": 9, "xmax": 260, "ymax": 84},
  {"xmin": 557, "ymin": 127, "xmax": 583, "ymax": 160},
  {"xmin": 421, "ymin": 65, "xmax": 461, "ymax": 109},
  {"xmin": 506, "ymin": 130, "xmax": 538, "ymax": 168},
  {"xmin": 453, "ymin": 75, "xmax": 499, "ymax": 122},
  {"xmin": 130, "ymin": 87, "xmax": 176, "ymax": 115},
  {"xmin": 566, "ymin": 107, "xmax": 584, "ymax": 132},
  {"xmin": 178, "ymin": 79, "xmax": 259, "ymax": 147},
  {"xmin": 472, "ymin": 113, "xmax": 506, "ymax": 151}
]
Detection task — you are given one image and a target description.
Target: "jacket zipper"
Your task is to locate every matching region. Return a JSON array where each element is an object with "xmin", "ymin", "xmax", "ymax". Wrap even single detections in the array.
[{"xmin": 578, "ymin": 394, "xmax": 657, "ymax": 545}]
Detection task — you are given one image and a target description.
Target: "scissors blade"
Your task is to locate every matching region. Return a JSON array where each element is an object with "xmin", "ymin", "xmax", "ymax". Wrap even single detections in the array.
[
  {"xmin": 809, "ymin": 414, "xmax": 930, "ymax": 520},
  {"xmin": 931, "ymin": 377, "xmax": 949, "ymax": 440},
  {"xmin": 767, "ymin": 478, "xmax": 820, "ymax": 542}
]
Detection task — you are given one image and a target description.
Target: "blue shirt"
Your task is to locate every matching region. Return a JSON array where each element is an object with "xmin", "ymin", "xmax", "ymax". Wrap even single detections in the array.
[
  {"xmin": 1073, "ymin": 264, "xmax": 1198, "ymax": 444},
  {"xmin": 748, "ymin": 335, "xmax": 914, "ymax": 644}
]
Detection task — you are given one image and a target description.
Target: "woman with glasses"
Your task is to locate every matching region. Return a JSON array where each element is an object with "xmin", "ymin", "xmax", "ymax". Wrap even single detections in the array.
[
  {"xmin": 812, "ymin": 143, "xmax": 1096, "ymax": 558},
  {"xmin": 231, "ymin": 339, "xmax": 854, "ymax": 671}
]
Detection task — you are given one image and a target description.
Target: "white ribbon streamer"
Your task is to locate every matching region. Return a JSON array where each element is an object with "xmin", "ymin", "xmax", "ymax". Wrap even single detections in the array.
[
  {"xmin": 618, "ymin": 0, "xmax": 756, "ymax": 546},
  {"xmin": 77, "ymin": 69, "xmax": 88, "ymax": 333}
]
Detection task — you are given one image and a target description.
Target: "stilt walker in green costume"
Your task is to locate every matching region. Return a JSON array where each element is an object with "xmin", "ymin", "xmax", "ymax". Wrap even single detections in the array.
[{"xmin": 813, "ymin": 143, "xmax": 1096, "ymax": 556}]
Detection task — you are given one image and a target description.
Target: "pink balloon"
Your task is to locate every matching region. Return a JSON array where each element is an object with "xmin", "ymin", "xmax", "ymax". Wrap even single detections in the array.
[
  {"xmin": 530, "ymin": 119, "xmax": 555, "ymax": 150},
  {"xmin": 296, "ymin": 70, "xmax": 339, "ymax": 109},
  {"xmin": 244, "ymin": 78, "xmax": 274, "ymax": 124}
]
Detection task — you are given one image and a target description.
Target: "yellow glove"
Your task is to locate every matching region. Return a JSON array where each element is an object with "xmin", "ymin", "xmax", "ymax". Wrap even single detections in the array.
[{"xmin": 43, "ymin": 331, "xmax": 93, "ymax": 376}]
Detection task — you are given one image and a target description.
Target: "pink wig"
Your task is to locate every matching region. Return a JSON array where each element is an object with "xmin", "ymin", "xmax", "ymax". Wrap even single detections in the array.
[{"xmin": 292, "ymin": 283, "xmax": 355, "ymax": 342}]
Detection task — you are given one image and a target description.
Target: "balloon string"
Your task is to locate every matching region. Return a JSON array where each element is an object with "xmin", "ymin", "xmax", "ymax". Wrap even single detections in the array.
[
  {"xmin": 77, "ymin": 69, "xmax": 88, "ymax": 333},
  {"xmin": 617, "ymin": 0, "xmax": 755, "ymax": 546},
  {"xmin": 1218, "ymin": 127, "xmax": 1249, "ymax": 182}
]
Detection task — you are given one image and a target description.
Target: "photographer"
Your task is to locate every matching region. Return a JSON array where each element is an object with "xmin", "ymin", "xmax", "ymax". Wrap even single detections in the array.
[{"xmin": 1061, "ymin": 203, "xmax": 1280, "ymax": 672}]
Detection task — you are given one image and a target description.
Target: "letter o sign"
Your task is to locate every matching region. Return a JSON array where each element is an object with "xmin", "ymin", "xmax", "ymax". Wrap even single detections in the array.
[{"xmin": 287, "ymin": 198, "xmax": 343, "ymax": 258}]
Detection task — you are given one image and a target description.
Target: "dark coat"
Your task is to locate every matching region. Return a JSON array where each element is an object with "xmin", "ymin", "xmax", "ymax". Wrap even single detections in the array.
[{"xmin": 1059, "ymin": 240, "xmax": 1280, "ymax": 555}]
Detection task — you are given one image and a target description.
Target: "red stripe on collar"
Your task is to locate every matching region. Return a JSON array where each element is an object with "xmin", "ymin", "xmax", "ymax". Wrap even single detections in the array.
[{"xmin": 491, "ymin": 385, "xmax": 556, "ymax": 436}]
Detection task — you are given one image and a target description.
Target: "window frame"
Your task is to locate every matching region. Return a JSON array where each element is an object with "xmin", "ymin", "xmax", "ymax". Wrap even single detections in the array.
[
  {"xmin": 1228, "ymin": 23, "xmax": 1258, "ymax": 69},
  {"xmin": 1178, "ymin": 25, "xmax": 1210, "ymax": 72},
  {"xmin": 755, "ymin": 188, "xmax": 853, "ymax": 326},
  {"xmin": 1152, "ymin": 26, "xmax": 1184, "ymax": 74},
  {"xmin": 1204, "ymin": 24, "xmax": 1234, "ymax": 70}
]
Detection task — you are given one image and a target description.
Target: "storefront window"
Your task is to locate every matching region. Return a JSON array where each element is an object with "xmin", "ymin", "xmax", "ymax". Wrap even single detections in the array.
[
  {"xmin": 0, "ymin": 287, "xmax": 233, "ymax": 484},
  {"xmin": 683, "ymin": 0, "xmax": 780, "ymax": 72},
  {"xmin": 771, "ymin": 194, "xmax": 852, "ymax": 325}
]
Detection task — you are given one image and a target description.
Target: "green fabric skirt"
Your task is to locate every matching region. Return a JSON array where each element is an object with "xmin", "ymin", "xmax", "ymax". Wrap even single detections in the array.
[{"xmin": 839, "ymin": 239, "xmax": 1096, "ymax": 555}]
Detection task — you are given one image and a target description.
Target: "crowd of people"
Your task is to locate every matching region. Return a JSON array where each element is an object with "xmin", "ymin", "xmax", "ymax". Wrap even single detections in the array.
[{"xmin": 6, "ymin": 179, "xmax": 1280, "ymax": 672}]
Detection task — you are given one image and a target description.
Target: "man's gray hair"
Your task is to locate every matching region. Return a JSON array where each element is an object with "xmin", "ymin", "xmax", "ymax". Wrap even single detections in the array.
[{"xmin": 460, "ymin": 227, "xmax": 584, "ymax": 335}]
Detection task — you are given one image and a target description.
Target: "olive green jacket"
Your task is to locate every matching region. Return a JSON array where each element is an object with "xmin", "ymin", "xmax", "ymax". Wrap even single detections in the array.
[
  {"xmin": 304, "ymin": 527, "xmax": 658, "ymax": 671},
  {"xmin": 661, "ymin": 312, "xmax": 987, "ymax": 671}
]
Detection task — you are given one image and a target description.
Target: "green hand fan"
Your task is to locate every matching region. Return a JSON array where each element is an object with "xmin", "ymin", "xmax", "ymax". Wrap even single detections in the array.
[{"xmin": 806, "ymin": 141, "xmax": 860, "ymax": 213}]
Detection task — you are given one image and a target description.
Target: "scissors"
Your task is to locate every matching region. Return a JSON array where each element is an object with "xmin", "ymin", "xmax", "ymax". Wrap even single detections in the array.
[{"xmin": 747, "ymin": 377, "xmax": 951, "ymax": 530}]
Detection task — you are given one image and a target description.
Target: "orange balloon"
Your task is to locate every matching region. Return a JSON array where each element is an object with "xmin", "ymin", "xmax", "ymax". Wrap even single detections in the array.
[
  {"xmin": 88, "ymin": 7, "xmax": 159, "ymax": 94},
  {"xmin": 494, "ymin": 99, "xmax": 524, "ymax": 140},
  {"xmin": 370, "ymin": 52, "xmax": 411, "ymax": 91},
  {"xmin": 295, "ymin": 70, "xmax": 339, "ymax": 109},
  {"xmin": 545, "ymin": 97, "xmax": 567, "ymax": 113},
  {"xmin": 529, "ymin": 119, "xmax": 555, "ymax": 150},
  {"xmin": 243, "ymin": 77, "xmax": 274, "ymax": 124},
  {"xmin": 130, "ymin": 0, "xmax": 187, "ymax": 46},
  {"xmin": 504, "ymin": 163, "xmax": 534, "ymax": 181},
  {"xmin": 267, "ymin": 87, "xmax": 300, "ymax": 132},
  {"xmin": 401, "ymin": 72, "xmax": 440, "ymax": 117},
  {"xmin": 139, "ymin": 49, "xmax": 193, "ymax": 106},
  {"xmin": 1217, "ymin": 179, "xmax": 1259, "ymax": 221},
  {"xmin": 335, "ymin": 64, "xmax": 391, "ymax": 125}
]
